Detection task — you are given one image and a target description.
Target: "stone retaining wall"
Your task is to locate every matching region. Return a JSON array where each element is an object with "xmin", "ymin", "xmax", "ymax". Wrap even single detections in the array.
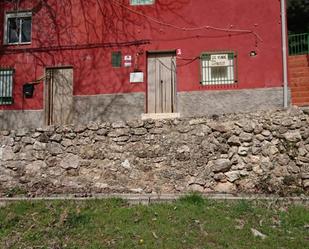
[{"xmin": 0, "ymin": 108, "xmax": 308, "ymax": 197}]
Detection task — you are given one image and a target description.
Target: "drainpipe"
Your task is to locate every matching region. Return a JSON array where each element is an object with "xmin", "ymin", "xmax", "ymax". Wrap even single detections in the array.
[{"xmin": 281, "ymin": 0, "xmax": 289, "ymax": 108}]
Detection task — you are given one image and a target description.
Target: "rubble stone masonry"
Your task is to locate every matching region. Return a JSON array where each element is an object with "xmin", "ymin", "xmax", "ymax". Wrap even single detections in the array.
[{"xmin": 0, "ymin": 108, "xmax": 308, "ymax": 197}]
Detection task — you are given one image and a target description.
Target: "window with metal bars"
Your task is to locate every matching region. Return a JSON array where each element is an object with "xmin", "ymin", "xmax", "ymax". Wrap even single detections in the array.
[
  {"xmin": 200, "ymin": 52, "xmax": 237, "ymax": 85},
  {"xmin": 4, "ymin": 12, "xmax": 32, "ymax": 45},
  {"xmin": 0, "ymin": 69, "xmax": 14, "ymax": 105},
  {"xmin": 130, "ymin": 0, "xmax": 155, "ymax": 5},
  {"xmin": 112, "ymin": 51, "xmax": 122, "ymax": 67}
]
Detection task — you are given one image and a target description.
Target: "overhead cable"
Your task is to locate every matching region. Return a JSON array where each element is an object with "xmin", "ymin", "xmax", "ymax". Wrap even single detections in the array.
[{"xmin": 111, "ymin": 0, "xmax": 263, "ymax": 42}]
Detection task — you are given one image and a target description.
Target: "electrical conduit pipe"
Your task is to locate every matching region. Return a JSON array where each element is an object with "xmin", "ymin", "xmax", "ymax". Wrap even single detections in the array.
[{"xmin": 281, "ymin": 0, "xmax": 289, "ymax": 108}]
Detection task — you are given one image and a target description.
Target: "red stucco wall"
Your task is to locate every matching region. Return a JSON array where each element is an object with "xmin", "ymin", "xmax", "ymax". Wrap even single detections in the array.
[{"xmin": 0, "ymin": 0, "xmax": 284, "ymax": 110}]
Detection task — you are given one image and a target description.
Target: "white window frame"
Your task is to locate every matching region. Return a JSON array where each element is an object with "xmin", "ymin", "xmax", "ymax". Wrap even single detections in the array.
[
  {"xmin": 200, "ymin": 51, "xmax": 237, "ymax": 85},
  {"xmin": 130, "ymin": 0, "xmax": 155, "ymax": 6},
  {"xmin": 4, "ymin": 11, "xmax": 32, "ymax": 45}
]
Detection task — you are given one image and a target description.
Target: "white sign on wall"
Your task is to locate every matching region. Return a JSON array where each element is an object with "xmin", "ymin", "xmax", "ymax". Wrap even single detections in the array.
[
  {"xmin": 130, "ymin": 72, "xmax": 144, "ymax": 83},
  {"xmin": 124, "ymin": 55, "xmax": 132, "ymax": 61},
  {"xmin": 210, "ymin": 54, "xmax": 229, "ymax": 67},
  {"xmin": 124, "ymin": 62, "xmax": 132, "ymax": 67},
  {"xmin": 124, "ymin": 55, "xmax": 132, "ymax": 67}
]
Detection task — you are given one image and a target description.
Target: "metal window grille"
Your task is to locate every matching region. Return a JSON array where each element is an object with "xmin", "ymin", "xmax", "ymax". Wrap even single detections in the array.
[
  {"xmin": 112, "ymin": 51, "xmax": 122, "ymax": 67},
  {"xmin": 200, "ymin": 52, "xmax": 237, "ymax": 85},
  {"xmin": 0, "ymin": 68, "xmax": 14, "ymax": 105},
  {"xmin": 130, "ymin": 0, "xmax": 154, "ymax": 5}
]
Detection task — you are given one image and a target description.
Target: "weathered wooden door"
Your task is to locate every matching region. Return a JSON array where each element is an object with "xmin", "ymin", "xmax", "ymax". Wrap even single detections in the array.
[
  {"xmin": 45, "ymin": 68, "xmax": 73, "ymax": 125},
  {"xmin": 147, "ymin": 52, "xmax": 176, "ymax": 113}
]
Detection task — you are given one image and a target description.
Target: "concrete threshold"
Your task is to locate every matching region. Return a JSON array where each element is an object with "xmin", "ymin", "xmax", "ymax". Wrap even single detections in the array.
[
  {"xmin": 141, "ymin": 112, "xmax": 180, "ymax": 120},
  {"xmin": 0, "ymin": 193, "xmax": 308, "ymax": 205}
]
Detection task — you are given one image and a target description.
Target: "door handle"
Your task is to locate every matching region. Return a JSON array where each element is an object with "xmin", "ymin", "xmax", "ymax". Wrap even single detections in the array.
[{"xmin": 161, "ymin": 80, "xmax": 163, "ymax": 84}]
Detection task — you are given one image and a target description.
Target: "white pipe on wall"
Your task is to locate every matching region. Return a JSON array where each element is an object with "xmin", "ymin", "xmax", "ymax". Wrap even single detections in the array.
[{"xmin": 281, "ymin": 0, "xmax": 289, "ymax": 108}]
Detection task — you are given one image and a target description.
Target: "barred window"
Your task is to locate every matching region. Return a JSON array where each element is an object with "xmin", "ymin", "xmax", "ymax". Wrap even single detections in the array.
[
  {"xmin": 0, "ymin": 69, "xmax": 14, "ymax": 105},
  {"xmin": 201, "ymin": 52, "xmax": 237, "ymax": 85},
  {"xmin": 112, "ymin": 51, "xmax": 122, "ymax": 68},
  {"xmin": 130, "ymin": 0, "xmax": 155, "ymax": 5},
  {"xmin": 4, "ymin": 12, "xmax": 32, "ymax": 45}
]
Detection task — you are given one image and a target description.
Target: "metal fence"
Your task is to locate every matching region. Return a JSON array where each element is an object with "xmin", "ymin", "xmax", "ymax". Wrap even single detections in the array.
[
  {"xmin": 288, "ymin": 33, "xmax": 309, "ymax": 55},
  {"xmin": 0, "ymin": 68, "xmax": 14, "ymax": 105}
]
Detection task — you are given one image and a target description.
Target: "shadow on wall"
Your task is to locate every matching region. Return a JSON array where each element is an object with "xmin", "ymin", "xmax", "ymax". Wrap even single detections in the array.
[{"xmin": 0, "ymin": 0, "xmax": 191, "ymax": 123}]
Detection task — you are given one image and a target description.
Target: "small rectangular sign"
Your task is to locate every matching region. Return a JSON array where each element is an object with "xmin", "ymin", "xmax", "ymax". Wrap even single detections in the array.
[
  {"xmin": 124, "ymin": 62, "xmax": 132, "ymax": 67},
  {"xmin": 124, "ymin": 55, "xmax": 132, "ymax": 61},
  {"xmin": 210, "ymin": 54, "xmax": 229, "ymax": 67},
  {"xmin": 130, "ymin": 72, "xmax": 144, "ymax": 83}
]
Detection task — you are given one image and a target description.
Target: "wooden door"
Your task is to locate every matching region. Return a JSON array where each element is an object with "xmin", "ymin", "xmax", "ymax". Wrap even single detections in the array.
[
  {"xmin": 45, "ymin": 68, "xmax": 73, "ymax": 125},
  {"xmin": 147, "ymin": 52, "xmax": 176, "ymax": 113}
]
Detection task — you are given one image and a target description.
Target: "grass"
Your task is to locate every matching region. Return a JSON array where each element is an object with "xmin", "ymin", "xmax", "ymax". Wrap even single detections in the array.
[{"xmin": 0, "ymin": 195, "xmax": 308, "ymax": 249}]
